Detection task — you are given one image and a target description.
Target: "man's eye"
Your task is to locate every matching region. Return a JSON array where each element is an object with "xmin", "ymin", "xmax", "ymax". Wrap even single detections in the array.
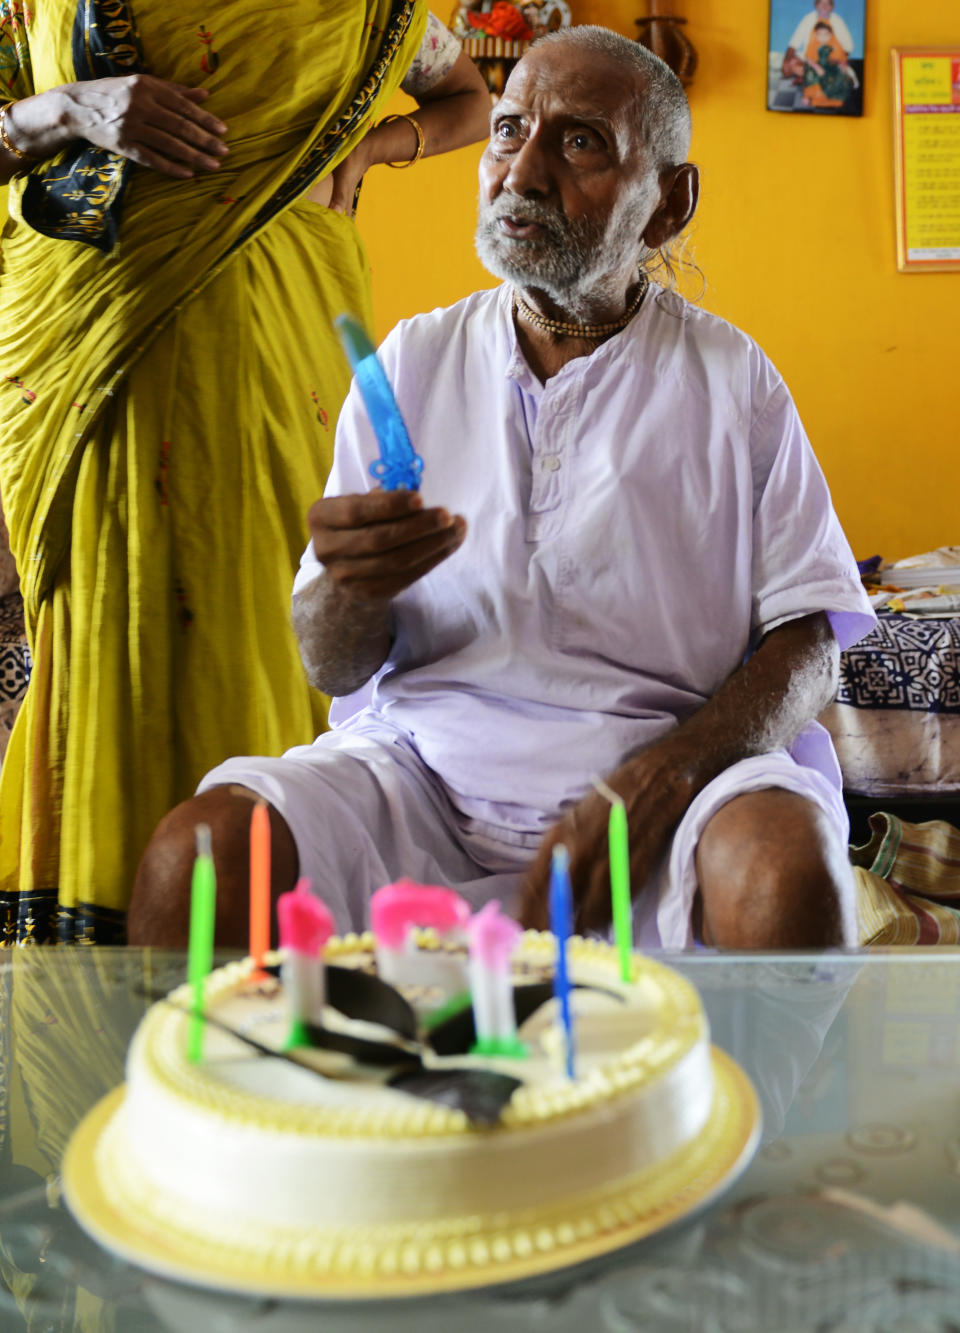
[
  {"xmin": 495, "ymin": 120, "xmax": 520, "ymax": 140},
  {"xmin": 569, "ymin": 131, "xmax": 598, "ymax": 151}
]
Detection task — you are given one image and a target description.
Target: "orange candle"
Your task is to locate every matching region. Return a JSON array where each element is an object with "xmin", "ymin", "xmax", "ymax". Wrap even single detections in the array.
[{"xmin": 249, "ymin": 800, "xmax": 271, "ymax": 976}]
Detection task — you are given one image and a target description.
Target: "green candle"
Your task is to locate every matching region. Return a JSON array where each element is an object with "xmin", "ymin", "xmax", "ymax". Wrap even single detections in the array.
[
  {"xmin": 187, "ymin": 824, "xmax": 217, "ymax": 1063},
  {"xmin": 608, "ymin": 798, "xmax": 633, "ymax": 983}
]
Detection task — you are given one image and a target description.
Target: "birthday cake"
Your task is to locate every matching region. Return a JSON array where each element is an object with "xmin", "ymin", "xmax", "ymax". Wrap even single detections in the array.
[{"xmin": 64, "ymin": 888, "xmax": 760, "ymax": 1298}]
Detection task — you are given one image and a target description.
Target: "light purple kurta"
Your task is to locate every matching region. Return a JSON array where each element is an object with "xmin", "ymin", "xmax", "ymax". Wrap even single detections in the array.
[{"xmin": 296, "ymin": 283, "xmax": 875, "ymax": 838}]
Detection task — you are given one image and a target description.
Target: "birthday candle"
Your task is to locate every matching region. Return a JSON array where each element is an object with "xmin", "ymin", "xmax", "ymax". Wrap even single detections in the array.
[
  {"xmin": 593, "ymin": 777, "xmax": 634, "ymax": 983},
  {"xmin": 249, "ymin": 800, "xmax": 271, "ymax": 979},
  {"xmin": 277, "ymin": 878, "xmax": 334, "ymax": 1049},
  {"xmin": 549, "ymin": 844, "xmax": 576, "ymax": 1079},
  {"xmin": 187, "ymin": 824, "xmax": 217, "ymax": 1064},
  {"xmin": 467, "ymin": 900, "xmax": 524, "ymax": 1056},
  {"xmin": 370, "ymin": 880, "xmax": 471, "ymax": 998},
  {"xmin": 608, "ymin": 801, "xmax": 633, "ymax": 983}
]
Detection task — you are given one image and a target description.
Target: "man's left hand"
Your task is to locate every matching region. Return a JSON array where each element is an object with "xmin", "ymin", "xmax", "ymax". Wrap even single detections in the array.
[
  {"xmin": 517, "ymin": 612, "xmax": 841, "ymax": 937},
  {"xmin": 517, "ymin": 735, "xmax": 698, "ymax": 935}
]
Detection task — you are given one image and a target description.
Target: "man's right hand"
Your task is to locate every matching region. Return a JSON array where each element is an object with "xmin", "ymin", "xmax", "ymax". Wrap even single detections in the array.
[{"xmin": 307, "ymin": 490, "xmax": 467, "ymax": 604}]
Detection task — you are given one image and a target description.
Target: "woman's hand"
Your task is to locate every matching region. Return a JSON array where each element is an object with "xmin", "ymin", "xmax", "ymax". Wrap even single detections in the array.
[
  {"xmin": 62, "ymin": 75, "xmax": 229, "ymax": 176},
  {"xmin": 311, "ymin": 46, "xmax": 489, "ymax": 215},
  {"xmin": 2, "ymin": 76, "xmax": 228, "ymax": 179},
  {"xmin": 326, "ymin": 136, "xmax": 376, "ymax": 215}
]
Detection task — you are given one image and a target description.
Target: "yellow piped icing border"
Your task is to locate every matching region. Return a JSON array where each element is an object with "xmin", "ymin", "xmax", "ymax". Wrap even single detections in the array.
[
  {"xmin": 142, "ymin": 933, "xmax": 705, "ymax": 1140},
  {"xmin": 68, "ymin": 1048, "xmax": 759, "ymax": 1298}
]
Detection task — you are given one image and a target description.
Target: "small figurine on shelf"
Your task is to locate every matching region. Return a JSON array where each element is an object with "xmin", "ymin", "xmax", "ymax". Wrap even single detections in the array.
[
  {"xmin": 451, "ymin": 0, "xmax": 571, "ymax": 100},
  {"xmin": 519, "ymin": 2, "xmax": 547, "ymax": 40},
  {"xmin": 465, "ymin": 0, "xmax": 534, "ymax": 39}
]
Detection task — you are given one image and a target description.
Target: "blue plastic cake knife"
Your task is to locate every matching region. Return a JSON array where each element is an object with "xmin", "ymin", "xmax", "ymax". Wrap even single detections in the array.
[{"xmin": 335, "ymin": 313, "xmax": 424, "ymax": 492}]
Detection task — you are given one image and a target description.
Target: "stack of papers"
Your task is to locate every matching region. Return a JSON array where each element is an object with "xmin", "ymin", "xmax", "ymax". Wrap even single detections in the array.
[
  {"xmin": 868, "ymin": 547, "xmax": 960, "ymax": 614},
  {"xmin": 878, "ymin": 545, "xmax": 960, "ymax": 588}
]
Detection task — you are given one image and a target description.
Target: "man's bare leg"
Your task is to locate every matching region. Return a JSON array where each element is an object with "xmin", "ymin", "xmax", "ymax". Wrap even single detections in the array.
[
  {"xmin": 694, "ymin": 788, "xmax": 856, "ymax": 949},
  {"xmin": 127, "ymin": 785, "xmax": 299, "ymax": 949}
]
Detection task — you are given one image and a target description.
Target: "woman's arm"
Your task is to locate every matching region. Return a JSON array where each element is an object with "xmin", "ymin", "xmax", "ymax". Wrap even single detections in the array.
[
  {"xmin": 0, "ymin": 77, "xmax": 228, "ymax": 186},
  {"xmin": 321, "ymin": 49, "xmax": 490, "ymax": 213}
]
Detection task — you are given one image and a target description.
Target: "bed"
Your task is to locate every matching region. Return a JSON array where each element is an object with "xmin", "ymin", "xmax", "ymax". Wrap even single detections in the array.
[{"xmin": 820, "ymin": 612, "xmax": 960, "ymax": 842}]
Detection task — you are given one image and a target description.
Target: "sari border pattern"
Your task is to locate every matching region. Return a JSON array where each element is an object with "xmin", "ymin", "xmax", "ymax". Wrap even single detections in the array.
[
  {"xmin": 0, "ymin": 890, "xmax": 127, "ymax": 947},
  {"xmin": 20, "ymin": 0, "xmax": 145, "ymax": 253},
  {"xmin": 230, "ymin": 0, "xmax": 420, "ymax": 253}
]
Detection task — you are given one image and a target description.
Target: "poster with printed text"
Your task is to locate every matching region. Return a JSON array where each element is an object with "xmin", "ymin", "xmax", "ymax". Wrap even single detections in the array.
[{"xmin": 893, "ymin": 49, "xmax": 960, "ymax": 272}]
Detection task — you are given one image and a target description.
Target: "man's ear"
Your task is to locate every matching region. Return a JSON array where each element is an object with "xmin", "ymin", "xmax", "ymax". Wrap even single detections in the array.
[{"xmin": 642, "ymin": 163, "xmax": 700, "ymax": 250}]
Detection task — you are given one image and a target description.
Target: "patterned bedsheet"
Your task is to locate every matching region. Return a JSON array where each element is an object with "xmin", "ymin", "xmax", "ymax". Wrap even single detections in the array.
[
  {"xmin": 821, "ymin": 614, "xmax": 960, "ymax": 796},
  {"xmin": 0, "ymin": 593, "xmax": 30, "ymax": 764}
]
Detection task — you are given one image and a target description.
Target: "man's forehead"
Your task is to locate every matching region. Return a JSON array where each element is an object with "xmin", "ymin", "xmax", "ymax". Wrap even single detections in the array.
[{"xmin": 500, "ymin": 50, "xmax": 642, "ymax": 128}]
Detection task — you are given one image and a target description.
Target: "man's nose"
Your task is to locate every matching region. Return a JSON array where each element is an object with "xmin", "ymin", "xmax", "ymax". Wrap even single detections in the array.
[{"xmin": 502, "ymin": 132, "xmax": 551, "ymax": 197}]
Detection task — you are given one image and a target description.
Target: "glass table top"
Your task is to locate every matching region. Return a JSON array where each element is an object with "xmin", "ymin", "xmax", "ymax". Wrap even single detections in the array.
[{"xmin": 1, "ymin": 947, "xmax": 959, "ymax": 1332}]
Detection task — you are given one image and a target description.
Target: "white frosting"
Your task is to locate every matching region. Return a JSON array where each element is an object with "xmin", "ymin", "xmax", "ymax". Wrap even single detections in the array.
[{"xmin": 109, "ymin": 937, "xmax": 714, "ymax": 1251}]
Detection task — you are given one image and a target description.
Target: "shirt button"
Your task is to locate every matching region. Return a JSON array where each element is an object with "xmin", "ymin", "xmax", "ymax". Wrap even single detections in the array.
[{"xmin": 541, "ymin": 455, "xmax": 561, "ymax": 472}]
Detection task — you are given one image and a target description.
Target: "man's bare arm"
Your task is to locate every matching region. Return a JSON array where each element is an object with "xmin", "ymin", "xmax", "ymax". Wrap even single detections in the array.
[
  {"xmin": 519, "ymin": 611, "xmax": 840, "ymax": 931},
  {"xmin": 293, "ymin": 489, "xmax": 466, "ymax": 697},
  {"xmin": 293, "ymin": 573, "xmax": 392, "ymax": 696}
]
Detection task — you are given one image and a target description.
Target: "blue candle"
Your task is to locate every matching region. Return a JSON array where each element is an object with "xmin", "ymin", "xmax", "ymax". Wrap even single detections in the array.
[{"xmin": 549, "ymin": 844, "xmax": 575, "ymax": 1079}]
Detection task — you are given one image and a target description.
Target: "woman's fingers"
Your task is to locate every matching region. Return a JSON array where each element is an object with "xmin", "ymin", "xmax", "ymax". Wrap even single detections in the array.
[
  {"xmin": 75, "ymin": 75, "xmax": 229, "ymax": 174},
  {"xmin": 134, "ymin": 122, "xmax": 227, "ymax": 173},
  {"xmin": 153, "ymin": 86, "xmax": 228, "ymax": 139},
  {"xmin": 124, "ymin": 90, "xmax": 229, "ymax": 172}
]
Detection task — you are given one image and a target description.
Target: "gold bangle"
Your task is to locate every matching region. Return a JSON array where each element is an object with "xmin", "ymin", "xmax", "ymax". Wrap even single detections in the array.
[
  {"xmin": 378, "ymin": 112, "xmax": 424, "ymax": 168},
  {"xmin": 0, "ymin": 100, "xmax": 31, "ymax": 163}
]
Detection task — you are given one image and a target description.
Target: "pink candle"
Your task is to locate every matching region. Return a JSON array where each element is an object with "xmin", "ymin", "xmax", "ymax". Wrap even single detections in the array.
[
  {"xmin": 466, "ymin": 900, "xmax": 525, "ymax": 1056},
  {"xmin": 370, "ymin": 880, "xmax": 471, "ymax": 998},
  {"xmin": 276, "ymin": 878, "xmax": 334, "ymax": 1047}
]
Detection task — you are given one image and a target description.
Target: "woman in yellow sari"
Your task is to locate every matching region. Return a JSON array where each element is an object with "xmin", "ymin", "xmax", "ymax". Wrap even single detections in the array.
[{"xmin": 0, "ymin": 1, "xmax": 489, "ymax": 944}]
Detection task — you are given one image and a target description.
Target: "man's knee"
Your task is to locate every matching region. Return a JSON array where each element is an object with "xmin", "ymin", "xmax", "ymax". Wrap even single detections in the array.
[
  {"xmin": 127, "ymin": 785, "xmax": 298, "ymax": 948},
  {"xmin": 695, "ymin": 788, "xmax": 855, "ymax": 950}
]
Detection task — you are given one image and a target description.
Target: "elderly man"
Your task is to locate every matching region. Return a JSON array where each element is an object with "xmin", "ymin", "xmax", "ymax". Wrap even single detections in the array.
[{"xmin": 128, "ymin": 26, "xmax": 874, "ymax": 951}]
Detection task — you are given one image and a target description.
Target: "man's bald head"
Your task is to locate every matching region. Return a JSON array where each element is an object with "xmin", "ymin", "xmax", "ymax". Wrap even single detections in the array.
[
  {"xmin": 530, "ymin": 25, "xmax": 692, "ymax": 171},
  {"xmin": 476, "ymin": 24, "xmax": 699, "ymax": 313}
]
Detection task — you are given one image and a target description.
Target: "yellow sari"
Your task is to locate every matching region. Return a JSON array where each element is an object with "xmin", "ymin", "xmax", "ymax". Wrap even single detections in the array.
[{"xmin": 0, "ymin": 0, "xmax": 427, "ymax": 943}]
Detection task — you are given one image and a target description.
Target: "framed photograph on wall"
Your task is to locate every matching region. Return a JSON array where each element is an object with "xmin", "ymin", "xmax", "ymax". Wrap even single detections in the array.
[{"xmin": 767, "ymin": 0, "xmax": 865, "ymax": 116}]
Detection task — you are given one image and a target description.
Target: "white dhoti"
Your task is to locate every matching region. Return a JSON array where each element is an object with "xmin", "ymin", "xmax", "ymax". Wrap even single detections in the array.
[{"xmin": 199, "ymin": 730, "xmax": 850, "ymax": 949}]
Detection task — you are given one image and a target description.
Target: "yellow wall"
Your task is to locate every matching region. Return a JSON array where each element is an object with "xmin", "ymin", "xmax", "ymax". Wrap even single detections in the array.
[{"xmin": 360, "ymin": 1, "xmax": 959, "ymax": 563}]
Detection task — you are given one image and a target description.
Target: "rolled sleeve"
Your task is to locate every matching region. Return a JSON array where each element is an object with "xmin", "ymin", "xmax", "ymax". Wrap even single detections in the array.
[{"xmin": 750, "ymin": 379, "xmax": 876, "ymax": 653}]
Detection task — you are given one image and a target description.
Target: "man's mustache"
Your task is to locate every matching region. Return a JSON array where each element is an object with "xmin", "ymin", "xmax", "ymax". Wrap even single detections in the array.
[{"xmin": 483, "ymin": 200, "xmax": 570, "ymax": 235}]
